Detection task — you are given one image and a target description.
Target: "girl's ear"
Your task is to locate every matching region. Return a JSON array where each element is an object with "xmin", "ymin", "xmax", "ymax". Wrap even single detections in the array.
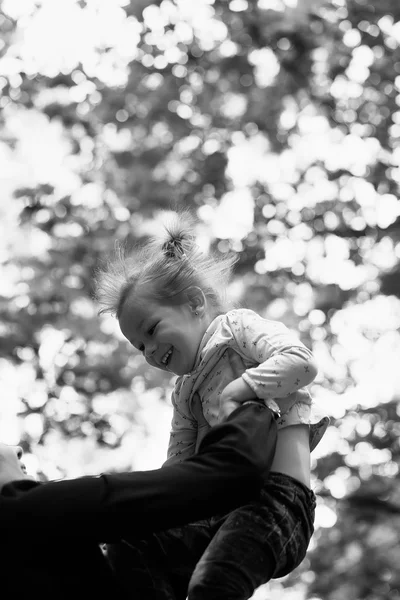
[{"xmin": 185, "ymin": 286, "xmax": 206, "ymax": 315}]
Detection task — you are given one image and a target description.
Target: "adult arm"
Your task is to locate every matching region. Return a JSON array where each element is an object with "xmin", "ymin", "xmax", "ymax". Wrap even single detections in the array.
[{"xmin": 0, "ymin": 402, "xmax": 276, "ymax": 544}]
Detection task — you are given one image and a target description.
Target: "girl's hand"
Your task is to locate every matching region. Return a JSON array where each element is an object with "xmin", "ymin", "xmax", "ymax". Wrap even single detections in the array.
[{"xmin": 218, "ymin": 377, "xmax": 257, "ymax": 422}]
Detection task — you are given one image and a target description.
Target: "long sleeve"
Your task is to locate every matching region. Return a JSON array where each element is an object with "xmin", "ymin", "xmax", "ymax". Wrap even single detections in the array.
[
  {"xmin": 226, "ymin": 311, "xmax": 318, "ymax": 400},
  {"xmin": 163, "ymin": 389, "xmax": 199, "ymax": 467},
  {"xmin": 0, "ymin": 403, "xmax": 276, "ymax": 544}
]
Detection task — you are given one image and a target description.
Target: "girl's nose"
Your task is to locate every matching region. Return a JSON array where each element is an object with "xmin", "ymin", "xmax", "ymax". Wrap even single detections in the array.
[
  {"xmin": 145, "ymin": 343, "xmax": 157, "ymax": 358},
  {"xmin": 14, "ymin": 446, "xmax": 23, "ymax": 459}
]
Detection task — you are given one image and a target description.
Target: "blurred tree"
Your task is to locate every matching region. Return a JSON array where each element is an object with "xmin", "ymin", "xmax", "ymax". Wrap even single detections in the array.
[{"xmin": 1, "ymin": 0, "xmax": 400, "ymax": 597}]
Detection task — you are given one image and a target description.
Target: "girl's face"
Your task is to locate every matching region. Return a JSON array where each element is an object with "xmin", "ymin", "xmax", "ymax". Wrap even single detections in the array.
[{"xmin": 118, "ymin": 288, "xmax": 211, "ymax": 376}]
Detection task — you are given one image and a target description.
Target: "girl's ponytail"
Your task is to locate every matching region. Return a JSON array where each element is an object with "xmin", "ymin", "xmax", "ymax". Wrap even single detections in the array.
[
  {"xmin": 162, "ymin": 235, "xmax": 188, "ymax": 260},
  {"xmin": 95, "ymin": 209, "xmax": 238, "ymax": 319},
  {"xmin": 158, "ymin": 211, "xmax": 194, "ymax": 260}
]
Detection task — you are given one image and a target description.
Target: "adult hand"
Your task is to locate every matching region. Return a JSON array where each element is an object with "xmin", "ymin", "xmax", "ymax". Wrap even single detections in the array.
[{"xmin": 218, "ymin": 377, "xmax": 257, "ymax": 422}]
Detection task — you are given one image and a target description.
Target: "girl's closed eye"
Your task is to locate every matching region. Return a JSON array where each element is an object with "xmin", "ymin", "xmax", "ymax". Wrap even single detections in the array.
[{"xmin": 148, "ymin": 324, "xmax": 157, "ymax": 335}]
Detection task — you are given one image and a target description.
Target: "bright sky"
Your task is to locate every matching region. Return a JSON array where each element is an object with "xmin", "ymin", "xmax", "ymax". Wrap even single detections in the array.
[{"xmin": 1, "ymin": 2, "xmax": 400, "ymax": 571}]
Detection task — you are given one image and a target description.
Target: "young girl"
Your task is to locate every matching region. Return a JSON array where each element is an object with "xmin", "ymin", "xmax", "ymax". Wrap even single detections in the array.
[{"xmin": 95, "ymin": 211, "xmax": 329, "ymax": 600}]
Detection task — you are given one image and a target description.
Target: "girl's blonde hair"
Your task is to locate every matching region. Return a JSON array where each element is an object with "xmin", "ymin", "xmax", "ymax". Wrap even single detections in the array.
[{"xmin": 94, "ymin": 211, "xmax": 238, "ymax": 319}]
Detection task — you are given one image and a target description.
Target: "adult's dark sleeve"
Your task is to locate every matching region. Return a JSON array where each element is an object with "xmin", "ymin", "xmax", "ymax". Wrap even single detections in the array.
[{"xmin": 0, "ymin": 403, "xmax": 276, "ymax": 544}]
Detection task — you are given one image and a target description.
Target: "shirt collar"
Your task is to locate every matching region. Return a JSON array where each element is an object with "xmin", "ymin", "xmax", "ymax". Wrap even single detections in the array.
[{"xmin": 189, "ymin": 314, "xmax": 225, "ymax": 375}]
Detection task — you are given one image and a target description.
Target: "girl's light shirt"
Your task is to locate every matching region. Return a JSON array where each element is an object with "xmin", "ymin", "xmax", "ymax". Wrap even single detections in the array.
[{"xmin": 163, "ymin": 309, "xmax": 330, "ymax": 466}]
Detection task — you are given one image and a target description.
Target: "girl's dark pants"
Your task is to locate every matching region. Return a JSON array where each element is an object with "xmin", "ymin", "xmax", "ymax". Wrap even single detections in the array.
[{"xmin": 107, "ymin": 471, "xmax": 316, "ymax": 600}]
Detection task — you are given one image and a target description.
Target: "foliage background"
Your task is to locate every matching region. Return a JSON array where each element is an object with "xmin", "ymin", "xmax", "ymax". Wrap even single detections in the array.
[{"xmin": 1, "ymin": 0, "xmax": 400, "ymax": 598}]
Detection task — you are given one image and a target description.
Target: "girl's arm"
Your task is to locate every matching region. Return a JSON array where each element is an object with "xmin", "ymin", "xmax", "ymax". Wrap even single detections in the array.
[
  {"xmin": 242, "ymin": 345, "xmax": 317, "ymax": 399},
  {"xmin": 229, "ymin": 310, "xmax": 317, "ymax": 397},
  {"xmin": 219, "ymin": 310, "xmax": 317, "ymax": 418}
]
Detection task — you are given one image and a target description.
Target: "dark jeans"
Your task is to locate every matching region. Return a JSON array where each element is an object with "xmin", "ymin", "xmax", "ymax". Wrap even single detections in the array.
[{"xmin": 107, "ymin": 472, "xmax": 316, "ymax": 600}]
